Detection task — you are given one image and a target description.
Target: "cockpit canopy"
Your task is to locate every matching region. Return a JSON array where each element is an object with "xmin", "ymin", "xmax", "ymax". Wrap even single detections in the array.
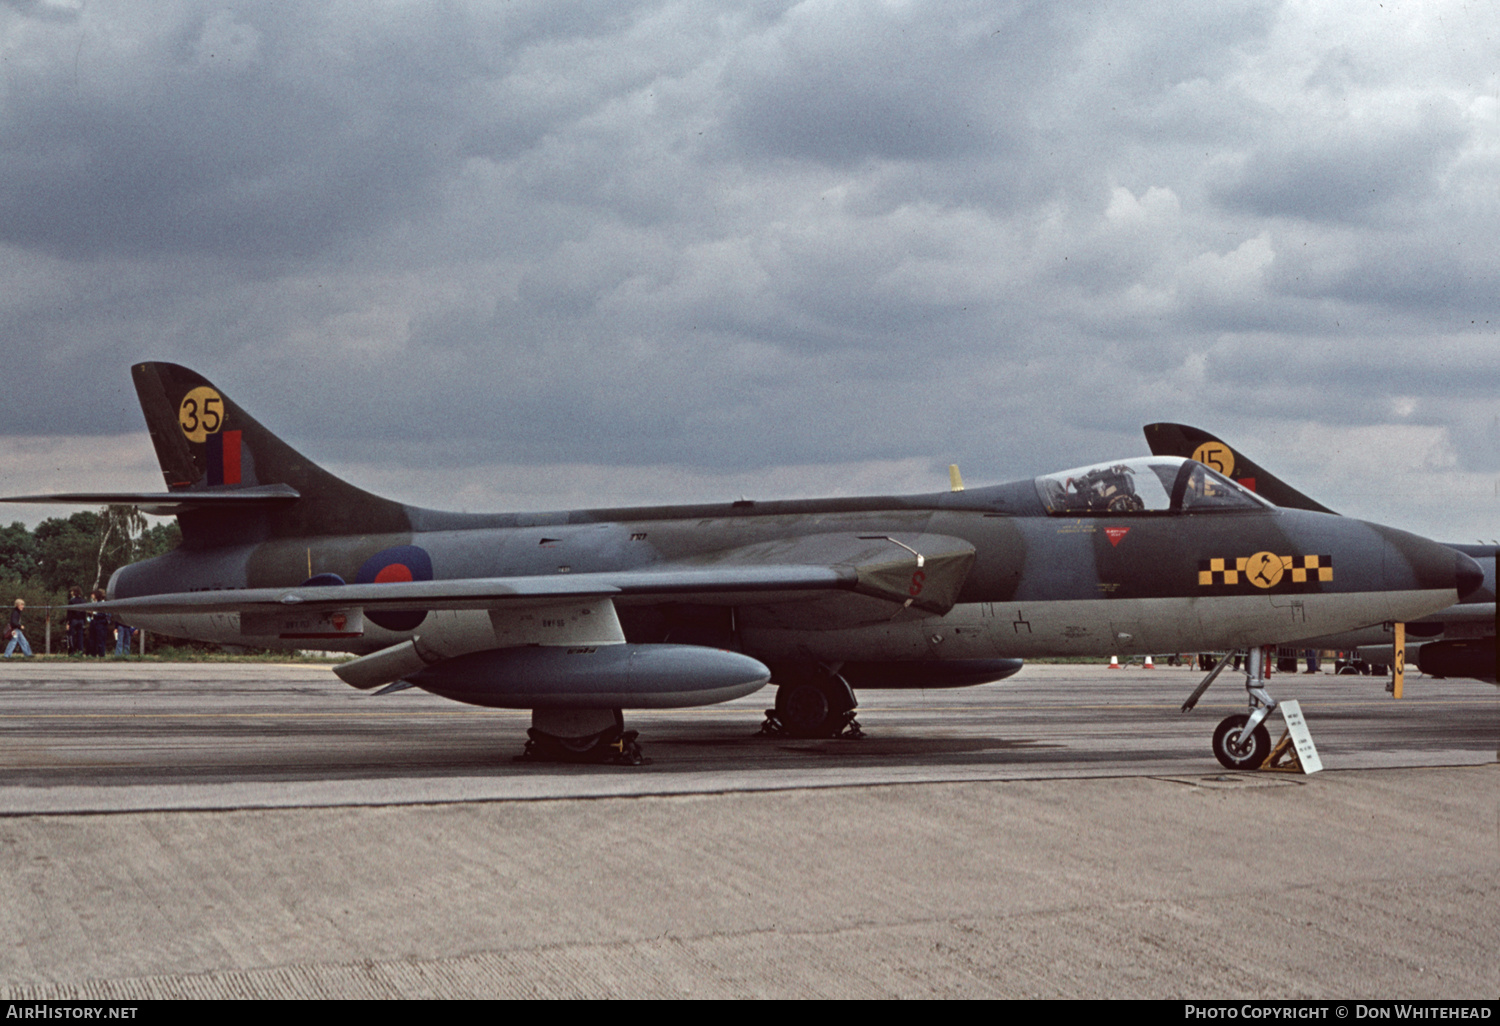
[{"xmin": 1035, "ymin": 456, "xmax": 1272, "ymax": 515}]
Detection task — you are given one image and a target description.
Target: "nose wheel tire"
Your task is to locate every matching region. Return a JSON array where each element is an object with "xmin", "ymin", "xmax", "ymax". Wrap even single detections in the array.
[{"xmin": 1212, "ymin": 714, "xmax": 1271, "ymax": 770}]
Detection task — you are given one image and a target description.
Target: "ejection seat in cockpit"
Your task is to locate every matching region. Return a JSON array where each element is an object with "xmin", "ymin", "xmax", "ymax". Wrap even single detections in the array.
[{"xmin": 1062, "ymin": 464, "xmax": 1143, "ymax": 513}]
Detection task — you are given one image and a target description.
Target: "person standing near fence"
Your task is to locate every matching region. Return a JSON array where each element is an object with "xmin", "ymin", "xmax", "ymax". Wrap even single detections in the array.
[
  {"xmin": 114, "ymin": 615, "xmax": 134, "ymax": 655},
  {"xmin": 66, "ymin": 586, "xmax": 87, "ymax": 655},
  {"xmin": 88, "ymin": 590, "xmax": 111, "ymax": 656},
  {"xmin": 4, "ymin": 598, "xmax": 34, "ymax": 658}
]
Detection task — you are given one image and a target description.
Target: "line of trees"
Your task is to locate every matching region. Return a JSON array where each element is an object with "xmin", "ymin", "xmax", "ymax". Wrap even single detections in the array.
[{"xmin": 0, "ymin": 507, "xmax": 181, "ymax": 643}]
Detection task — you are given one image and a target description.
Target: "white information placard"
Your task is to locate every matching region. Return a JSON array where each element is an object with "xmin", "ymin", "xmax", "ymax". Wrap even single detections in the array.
[{"xmin": 1278, "ymin": 699, "xmax": 1322, "ymax": 774}]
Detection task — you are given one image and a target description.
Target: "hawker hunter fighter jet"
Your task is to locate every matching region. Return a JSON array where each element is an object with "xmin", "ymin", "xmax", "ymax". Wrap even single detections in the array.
[
  {"xmin": 3, "ymin": 365, "xmax": 1483, "ymax": 768},
  {"xmin": 1145, "ymin": 422, "xmax": 1497, "ymax": 685}
]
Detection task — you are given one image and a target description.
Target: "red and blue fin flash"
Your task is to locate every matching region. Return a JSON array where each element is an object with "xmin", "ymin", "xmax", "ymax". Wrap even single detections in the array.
[{"xmin": 204, "ymin": 430, "xmax": 243, "ymax": 486}]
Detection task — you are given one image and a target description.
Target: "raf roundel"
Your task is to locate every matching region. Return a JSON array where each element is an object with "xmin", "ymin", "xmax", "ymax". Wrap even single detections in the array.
[{"xmin": 356, "ymin": 545, "xmax": 434, "ymax": 632}]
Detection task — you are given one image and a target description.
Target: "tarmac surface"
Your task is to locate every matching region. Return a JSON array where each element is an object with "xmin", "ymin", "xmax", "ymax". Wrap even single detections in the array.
[{"xmin": 0, "ymin": 658, "xmax": 1495, "ymax": 998}]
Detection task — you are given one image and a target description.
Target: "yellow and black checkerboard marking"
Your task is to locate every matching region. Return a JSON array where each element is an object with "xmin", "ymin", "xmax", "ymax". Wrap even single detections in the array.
[
  {"xmin": 1287, "ymin": 553, "xmax": 1333, "ymax": 583},
  {"xmin": 1199, "ymin": 558, "xmax": 1239, "ymax": 585},
  {"xmin": 1199, "ymin": 554, "xmax": 1332, "ymax": 587}
]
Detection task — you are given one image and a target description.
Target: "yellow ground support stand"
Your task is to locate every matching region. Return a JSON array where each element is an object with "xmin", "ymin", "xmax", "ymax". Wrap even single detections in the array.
[
  {"xmin": 1256, "ymin": 699, "xmax": 1322, "ymax": 773},
  {"xmin": 1259, "ymin": 731, "xmax": 1304, "ymax": 773}
]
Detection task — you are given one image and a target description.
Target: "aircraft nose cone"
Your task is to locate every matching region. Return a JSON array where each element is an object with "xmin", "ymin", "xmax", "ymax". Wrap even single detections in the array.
[{"xmin": 1455, "ymin": 550, "xmax": 1485, "ymax": 600}]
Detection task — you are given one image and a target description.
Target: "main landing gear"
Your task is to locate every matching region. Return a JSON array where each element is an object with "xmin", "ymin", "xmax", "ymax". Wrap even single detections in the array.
[
  {"xmin": 517, "ymin": 708, "xmax": 646, "ymax": 766},
  {"xmin": 760, "ymin": 665, "xmax": 864, "ymax": 739},
  {"xmin": 1183, "ymin": 646, "xmax": 1279, "ymax": 770}
]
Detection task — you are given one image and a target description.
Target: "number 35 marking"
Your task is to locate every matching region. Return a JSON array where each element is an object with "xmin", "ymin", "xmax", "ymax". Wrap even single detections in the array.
[{"xmin": 179, "ymin": 386, "xmax": 225, "ymax": 443}]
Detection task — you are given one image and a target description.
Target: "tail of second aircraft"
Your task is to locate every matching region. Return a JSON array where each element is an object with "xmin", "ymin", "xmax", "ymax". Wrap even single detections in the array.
[
  {"xmin": 132, "ymin": 362, "xmax": 414, "ymax": 546},
  {"xmin": 1142, "ymin": 423, "xmax": 1337, "ymax": 515}
]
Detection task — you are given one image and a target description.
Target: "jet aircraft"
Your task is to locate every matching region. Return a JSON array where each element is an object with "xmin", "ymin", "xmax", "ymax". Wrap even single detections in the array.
[
  {"xmin": 1144, "ymin": 423, "xmax": 1497, "ymax": 684},
  {"xmin": 2, "ymin": 365, "xmax": 1483, "ymax": 768}
]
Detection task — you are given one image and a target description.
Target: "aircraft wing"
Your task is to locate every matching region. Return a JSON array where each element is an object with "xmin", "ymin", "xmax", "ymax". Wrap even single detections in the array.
[
  {"xmin": 89, "ymin": 566, "xmax": 848, "ymax": 614},
  {"xmin": 87, "ymin": 532, "xmax": 977, "ymax": 618},
  {"xmin": 1413, "ymin": 602, "xmax": 1496, "ymax": 626}
]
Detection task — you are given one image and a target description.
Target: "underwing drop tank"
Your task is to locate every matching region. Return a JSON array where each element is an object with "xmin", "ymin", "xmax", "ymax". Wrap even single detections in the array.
[{"xmin": 406, "ymin": 643, "xmax": 772, "ymax": 709}]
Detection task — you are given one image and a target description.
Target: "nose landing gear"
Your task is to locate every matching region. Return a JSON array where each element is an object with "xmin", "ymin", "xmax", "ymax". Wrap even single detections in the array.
[
  {"xmin": 1211, "ymin": 645, "xmax": 1280, "ymax": 769},
  {"xmin": 1184, "ymin": 646, "xmax": 1283, "ymax": 770}
]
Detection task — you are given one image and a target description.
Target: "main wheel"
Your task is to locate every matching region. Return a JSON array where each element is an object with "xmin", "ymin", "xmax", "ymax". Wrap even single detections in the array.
[
  {"xmin": 522, "ymin": 710, "xmax": 641, "ymax": 764},
  {"xmin": 773, "ymin": 671, "xmax": 856, "ymax": 738},
  {"xmin": 1212, "ymin": 714, "xmax": 1271, "ymax": 770}
]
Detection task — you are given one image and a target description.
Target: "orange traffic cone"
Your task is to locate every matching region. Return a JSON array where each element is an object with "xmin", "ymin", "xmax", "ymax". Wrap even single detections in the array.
[
  {"xmin": 1143, "ymin": 655, "xmax": 1154, "ymax": 670},
  {"xmin": 1108, "ymin": 655, "xmax": 1120, "ymax": 669}
]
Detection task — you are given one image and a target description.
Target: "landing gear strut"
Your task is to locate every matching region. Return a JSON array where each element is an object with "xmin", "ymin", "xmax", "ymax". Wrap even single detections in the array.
[
  {"xmin": 761, "ymin": 665, "xmax": 863, "ymax": 739},
  {"xmin": 517, "ymin": 708, "xmax": 646, "ymax": 766},
  {"xmin": 1210, "ymin": 645, "xmax": 1278, "ymax": 770},
  {"xmin": 1184, "ymin": 646, "xmax": 1280, "ymax": 769}
]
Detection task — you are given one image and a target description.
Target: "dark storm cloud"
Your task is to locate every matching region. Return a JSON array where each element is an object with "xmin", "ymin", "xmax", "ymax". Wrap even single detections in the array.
[
  {"xmin": 722, "ymin": 2, "xmax": 1019, "ymax": 166},
  {"xmin": 1214, "ymin": 100, "xmax": 1468, "ymax": 224},
  {"xmin": 2, "ymin": 0, "xmax": 1499, "ymax": 540},
  {"xmin": 1322, "ymin": 243, "xmax": 1500, "ymax": 317},
  {"xmin": 0, "ymin": 5, "xmax": 482, "ymax": 261},
  {"xmin": 1, "ymin": 0, "xmax": 81, "ymax": 22}
]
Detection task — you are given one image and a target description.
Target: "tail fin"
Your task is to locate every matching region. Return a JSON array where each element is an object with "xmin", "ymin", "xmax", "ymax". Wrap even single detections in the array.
[
  {"xmin": 1142, "ymin": 422, "xmax": 1338, "ymax": 515},
  {"xmin": 134, "ymin": 362, "xmax": 412, "ymax": 546}
]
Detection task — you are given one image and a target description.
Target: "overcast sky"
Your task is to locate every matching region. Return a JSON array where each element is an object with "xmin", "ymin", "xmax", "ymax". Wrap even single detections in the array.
[{"xmin": 2, "ymin": 0, "xmax": 1498, "ymax": 542}]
